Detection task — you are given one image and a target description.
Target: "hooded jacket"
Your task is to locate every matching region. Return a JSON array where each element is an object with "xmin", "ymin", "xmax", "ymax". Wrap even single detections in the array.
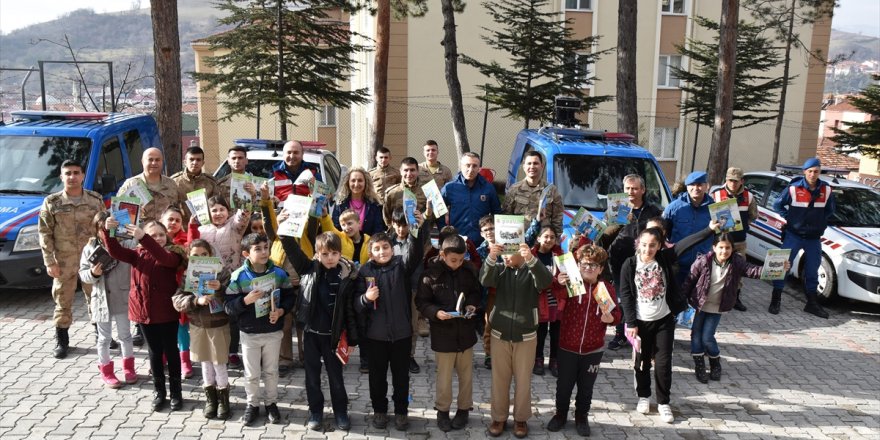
[
  {"xmin": 440, "ymin": 172, "xmax": 502, "ymax": 245},
  {"xmin": 557, "ymin": 280, "xmax": 622, "ymax": 354},
  {"xmin": 415, "ymin": 256, "xmax": 482, "ymax": 353},
  {"xmin": 479, "ymin": 256, "xmax": 553, "ymax": 342},
  {"xmin": 772, "ymin": 176, "xmax": 836, "ymax": 239}
]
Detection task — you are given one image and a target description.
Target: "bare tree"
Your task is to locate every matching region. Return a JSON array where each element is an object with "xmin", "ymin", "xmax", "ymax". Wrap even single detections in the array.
[
  {"xmin": 707, "ymin": 0, "xmax": 738, "ymax": 183},
  {"xmin": 440, "ymin": 0, "xmax": 470, "ymax": 156},
  {"xmin": 151, "ymin": 0, "xmax": 183, "ymax": 174},
  {"xmin": 616, "ymin": 0, "xmax": 638, "ymax": 142},
  {"xmin": 369, "ymin": 0, "xmax": 391, "ymax": 166}
]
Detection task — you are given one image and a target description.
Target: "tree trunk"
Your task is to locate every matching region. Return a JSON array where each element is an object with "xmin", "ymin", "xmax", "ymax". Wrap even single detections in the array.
[
  {"xmin": 441, "ymin": 0, "xmax": 470, "ymax": 157},
  {"xmin": 707, "ymin": 0, "xmax": 738, "ymax": 184},
  {"xmin": 370, "ymin": 0, "xmax": 390, "ymax": 167},
  {"xmin": 276, "ymin": 0, "xmax": 287, "ymax": 141},
  {"xmin": 150, "ymin": 0, "xmax": 182, "ymax": 174},
  {"xmin": 770, "ymin": 0, "xmax": 796, "ymax": 171},
  {"xmin": 616, "ymin": 0, "xmax": 638, "ymax": 142}
]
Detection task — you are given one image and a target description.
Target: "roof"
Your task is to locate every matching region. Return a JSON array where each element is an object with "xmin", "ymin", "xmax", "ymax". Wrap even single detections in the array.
[{"xmin": 816, "ymin": 143, "xmax": 860, "ymax": 171}]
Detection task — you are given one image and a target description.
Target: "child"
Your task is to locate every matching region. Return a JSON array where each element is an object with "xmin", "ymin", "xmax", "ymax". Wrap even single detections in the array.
[
  {"xmin": 475, "ymin": 215, "xmax": 499, "ymax": 370},
  {"xmin": 354, "ymin": 232, "xmax": 423, "ymax": 431},
  {"xmin": 248, "ymin": 212, "xmax": 265, "ymax": 236},
  {"xmin": 320, "ymin": 208, "xmax": 370, "ymax": 266},
  {"xmin": 415, "ymin": 235, "xmax": 482, "ymax": 432},
  {"xmin": 224, "ymin": 233, "xmax": 295, "ymax": 426},
  {"xmin": 550, "ymin": 245, "xmax": 621, "ymax": 436},
  {"xmin": 162, "ymin": 206, "xmax": 201, "ymax": 379},
  {"xmin": 617, "ymin": 227, "xmax": 688, "ymax": 424},
  {"xmin": 172, "ymin": 239, "xmax": 233, "ymax": 420},
  {"xmin": 102, "ymin": 218, "xmax": 186, "ymax": 411},
  {"xmin": 531, "ymin": 226, "xmax": 564, "ymax": 377},
  {"xmin": 277, "ymin": 231, "xmax": 360, "ymax": 431},
  {"xmin": 682, "ymin": 233, "xmax": 786, "ymax": 383},
  {"xmin": 480, "ymin": 241, "xmax": 553, "ymax": 438},
  {"xmin": 79, "ymin": 211, "xmax": 136, "ymax": 389}
]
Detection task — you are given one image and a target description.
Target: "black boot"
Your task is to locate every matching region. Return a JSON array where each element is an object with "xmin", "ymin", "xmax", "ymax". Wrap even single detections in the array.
[
  {"xmin": 547, "ymin": 411, "xmax": 567, "ymax": 432},
  {"xmin": 693, "ymin": 355, "xmax": 709, "ymax": 383},
  {"xmin": 768, "ymin": 288, "xmax": 782, "ymax": 315},
  {"xmin": 574, "ymin": 410, "xmax": 590, "ymax": 437},
  {"xmin": 804, "ymin": 296, "xmax": 829, "ymax": 319},
  {"xmin": 53, "ymin": 327, "xmax": 69, "ymax": 359},
  {"xmin": 216, "ymin": 387, "xmax": 231, "ymax": 420},
  {"xmin": 131, "ymin": 324, "xmax": 144, "ymax": 347},
  {"xmin": 152, "ymin": 382, "xmax": 168, "ymax": 411},
  {"xmin": 203, "ymin": 386, "xmax": 218, "ymax": 419},
  {"xmin": 436, "ymin": 410, "xmax": 452, "ymax": 432},
  {"xmin": 708, "ymin": 356, "xmax": 722, "ymax": 381},
  {"xmin": 169, "ymin": 376, "xmax": 183, "ymax": 410},
  {"xmin": 733, "ymin": 290, "xmax": 747, "ymax": 311}
]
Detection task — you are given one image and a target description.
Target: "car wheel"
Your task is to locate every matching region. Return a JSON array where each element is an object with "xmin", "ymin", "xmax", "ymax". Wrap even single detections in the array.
[{"xmin": 814, "ymin": 256, "xmax": 837, "ymax": 305}]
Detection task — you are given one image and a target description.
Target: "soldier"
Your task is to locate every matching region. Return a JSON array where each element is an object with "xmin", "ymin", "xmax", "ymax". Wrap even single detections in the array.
[
  {"xmin": 383, "ymin": 157, "xmax": 428, "ymax": 227},
  {"xmin": 502, "ymin": 151, "xmax": 563, "ymax": 235},
  {"xmin": 217, "ymin": 146, "xmax": 254, "ymax": 206},
  {"xmin": 418, "ymin": 140, "xmax": 454, "ymax": 189},
  {"xmin": 171, "ymin": 146, "xmax": 219, "ymax": 220},
  {"xmin": 39, "ymin": 159, "xmax": 106, "ymax": 359},
  {"xmin": 369, "ymin": 146, "xmax": 401, "ymax": 200},
  {"xmin": 117, "ymin": 147, "xmax": 184, "ymax": 223}
]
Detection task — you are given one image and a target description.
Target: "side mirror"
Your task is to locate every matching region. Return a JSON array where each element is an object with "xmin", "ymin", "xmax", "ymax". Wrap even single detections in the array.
[{"xmin": 100, "ymin": 174, "xmax": 117, "ymax": 195}]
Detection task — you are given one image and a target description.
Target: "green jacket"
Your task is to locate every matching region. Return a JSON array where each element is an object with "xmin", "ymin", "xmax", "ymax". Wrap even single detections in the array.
[{"xmin": 479, "ymin": 256, "xmax": 553, "ymax": 342}]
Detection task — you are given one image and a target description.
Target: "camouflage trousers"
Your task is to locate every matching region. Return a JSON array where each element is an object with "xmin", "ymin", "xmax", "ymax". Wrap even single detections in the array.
[{"xmin": 51, "ymin": 263, "xmax": 93, "ymax": 328}]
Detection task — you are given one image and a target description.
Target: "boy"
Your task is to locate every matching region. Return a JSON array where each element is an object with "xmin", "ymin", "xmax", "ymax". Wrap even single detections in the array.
[
  {"xmin": 415, "ymin": 235, "xmax": 482, "ymax": 431},
  {"xmin": 320, "ymin": 208, "xmax": 370, "ymax": 266},
  {"xmin": 354, "ymin": 232, "xmax": 423, "ymax": 431},
  {"xmin": 277, "ymin": 231, "xmax": 360, "ymax": 431},
  {"xmin": 225, "ymin": 233, "xmax": 295, "ymax": 426},
  {"xmin": 480, "ymin": 241, "xmax": 553, "ymax": 438},
  {"xmin": 390, "ymin": 207, "xmax": 431, "ymax": 375},
  {"xmin": 475, "ymin": 215, "xmax": 499, "ymax": 369}
]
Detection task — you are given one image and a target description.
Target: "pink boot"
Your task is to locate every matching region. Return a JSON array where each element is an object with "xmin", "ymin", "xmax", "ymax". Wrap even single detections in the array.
[
  {"xmin": 122, "ymin": 357, "xmax": 138, "ymax": 384},
  {"xmin": 99, "ymin": 361, "xmax": 123, "ymax": 389},
  {"xmin": 181, "ymin": 350, "xmax": 194, "ymax": 379}
]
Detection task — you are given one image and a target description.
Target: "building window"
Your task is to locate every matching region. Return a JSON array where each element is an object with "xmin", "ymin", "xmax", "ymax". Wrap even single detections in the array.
[
  {"xmin": 566, "ymin": 53, "xmax": 592, "ymax": 88},
  {"xmin": 651, "ymin": 127, "xmax": 677, "ymax": 159},
  {"xmin": 661, "ymin": 0, "xmax": 685, "ymax": 14},
  {"xmin": 657, "ymin": 55, "xmax": 681, "ymax": 88},
  {"xmin": 565, "ymin": 0, "xmax": 591, "ymax": 10},
  {"xmin": 319, "ymin": 105, "xmax": 336, "ymax": 127}
]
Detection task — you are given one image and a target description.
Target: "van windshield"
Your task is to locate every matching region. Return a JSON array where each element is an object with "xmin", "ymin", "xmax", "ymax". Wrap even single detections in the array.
[
  {"xmin": 829, "ymin": 187, "xmax": 880, "ymax": 228},
  {"xmin": 553, "ymin": 154, "xmax": 670, "ymax": 211},
  {"xmin": 0, "ymin": 135, "xmax": 92, "ymax": 194}
]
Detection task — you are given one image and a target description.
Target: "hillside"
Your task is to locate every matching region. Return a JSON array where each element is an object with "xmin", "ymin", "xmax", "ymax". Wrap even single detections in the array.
[{"xmin": 829, "ymin": 29, "xmax": 880, "ymax": 62}]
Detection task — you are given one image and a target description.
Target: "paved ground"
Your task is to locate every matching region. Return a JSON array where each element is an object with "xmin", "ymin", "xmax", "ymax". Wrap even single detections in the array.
[{"xmin": 1, "ymin": 278, "xmax": 878, "ymax": 440}]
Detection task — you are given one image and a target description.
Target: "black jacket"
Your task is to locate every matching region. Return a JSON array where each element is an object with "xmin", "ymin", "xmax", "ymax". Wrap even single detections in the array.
[
  {"xmin": 415, "ymin": 257, "xmax": 482, "ymax": 353},
  {"xmin": 607, "ymin": 203, "xmax": 664, "ymax": 281}
]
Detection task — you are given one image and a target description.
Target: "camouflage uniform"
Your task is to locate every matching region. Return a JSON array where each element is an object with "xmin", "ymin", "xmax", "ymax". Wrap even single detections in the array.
[
  {"xmin": 369, "ymin": 165, "xmax": 401, "ymax": 200},
  {"xmin": 418, "ymin": 161, "xmax": 454, "ymax": 190},
  {"xmin": 171, "ymin": 170, "xmax": 218, "ymax": 220},
  {"xmin": 117, "ymin": 173, "xmax": 183, "ymax": 223},
  {"xmin": 383, "ymin": 180, "xmax": 428, "ymax": 227},
  {"xmin": 38, "ymin": 189, "xmax": 105, "ymax": 328},
  {"xmin": 502, "ymin": 180, "xmax": 564, "ymax": 235}
]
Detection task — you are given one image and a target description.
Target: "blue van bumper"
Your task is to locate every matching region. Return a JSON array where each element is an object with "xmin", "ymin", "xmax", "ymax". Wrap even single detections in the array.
[{"xmin": 0, "ymin": 241, "xmax": 52, "ymax": 289}]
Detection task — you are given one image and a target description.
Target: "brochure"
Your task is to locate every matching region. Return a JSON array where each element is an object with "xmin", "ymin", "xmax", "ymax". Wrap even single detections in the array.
[
  {"xmin": 229, "ymin": 173, "xmax": 253, "ymax": 211},
  {"xmin": 110, "ymin": 196, "xmax": 140, "ymax": 239},
  {"xmin": 421, "ymin": 179, "xmax": 448, "ymax": 217},
  {"xmin": 593, "ymin": 282, "xmax": 616, "ymax": 314},
  {"xmin": 537, "ymin": 184, "xmax": 555, "ymax": 221},
  {"xmin": 308, "ymin": 181, "xmax": 333, "ymax": 218},
  {"xmin": 761, "ymin": 249, "xmax": 791, "ymax": 280},
  {"xmin": 708, "ymin": 198, "xmax": 743, "ymax": 232},
  {"xmin": 403, "ymin": 188, "xmax": 420, "ymax": 238},
  {"xmin": 494, "ymin": 215, "xmax": 525, "ymax": 255},
  {"xmin": 183, "ymin": 256, "xmax": 222, "ymax": 293},
  {"xmin": 606, "ymin": 193, "xmax": 632, "ymax": 225},
  {"xmin": 278, "ymin": 195, "xmax": 312, "ymax": 238},
  {"xmin": 570, "ymin": 207, "xmax": 607, "ymax": 242},
  {"xmin": 554, "ymin": 252, "xmax": 586, "ymax": 297},
  {"xmin": 119, "ymin": 179, "xmax": 152, "ymax": 206},
  {"xmin": 186, "ymin": 188, "xmax": 211, "ymax": 225},
  {"xmin": 196, "ymin": 273, "xmax": 224, "ymax": 314}
]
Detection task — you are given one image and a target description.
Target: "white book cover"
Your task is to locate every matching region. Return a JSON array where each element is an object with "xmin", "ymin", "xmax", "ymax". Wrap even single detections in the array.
[
  {"xmin": 279, "ymin": 195, "xmax": 312, "ymax": 238},
  {"xmin": 494, "ymin": 215, "xmax": 525, "ymax": 255},
  {"xmin": 761, "ymin": 249, "xmax": 791, "ymax": 280},
  {"xmin": 421, "ymin": 179, "xmax": 448, "ymax": 217}
]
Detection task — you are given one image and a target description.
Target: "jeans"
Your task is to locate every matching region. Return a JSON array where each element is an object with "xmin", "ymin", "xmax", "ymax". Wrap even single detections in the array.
[
  {"xmin": 690, "ymin": 311, "xmax": 722, "ymax": 357},
  {"xmin": 303, "ymin": 332, "xmax": 348, "ymax": 414},
  {"xmin": 773, "ymin": 233, "xmax": 822, "ymax": 296}
]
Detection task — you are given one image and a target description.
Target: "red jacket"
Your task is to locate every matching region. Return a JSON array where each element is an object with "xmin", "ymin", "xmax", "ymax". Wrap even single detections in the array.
[
  {"xmin": 102, "ymin": 229, "xmax": 185, "ymax": 325},
  {"xmin": 557, "ymin": 280, "xmax": 622, "ymax": 354},
  {"xmin": 531, "ymin": 243, "xmax": 565, "ymax": 322}
]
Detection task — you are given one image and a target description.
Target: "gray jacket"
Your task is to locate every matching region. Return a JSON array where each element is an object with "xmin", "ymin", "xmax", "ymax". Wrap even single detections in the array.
[{"xmin": 79, "ymin": 237, "xmax": 132, "ymax": 322}]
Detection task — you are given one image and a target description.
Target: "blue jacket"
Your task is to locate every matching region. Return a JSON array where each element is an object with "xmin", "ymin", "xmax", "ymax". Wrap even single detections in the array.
[
  {"xmin": 772, "ymin": 176, "xmax": 835, "ymax": 239},
  {"xmin": 440, "ymin": 172, "xmax": 501, "ymax": 245},
  {"xmin": 331, "ymin": 197, "xmax": 386, "ymax": 236},
  {"xmin": 662, "ymin": 192, "xmax": 714, "ymax": 274}
]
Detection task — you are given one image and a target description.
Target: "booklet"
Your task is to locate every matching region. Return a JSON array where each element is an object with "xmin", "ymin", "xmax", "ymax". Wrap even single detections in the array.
[
  {"xmin": 761, "ymin": 248, "xmax": 791, "ymax": 280},
  {"xmin": 87, "ymin": 244, "xmax": 114, "ymax": 269},
  {"xmin": 605, "ymin": 193, "xmax": 632, "ymax": 225},
  {"xmin": 446, "ymin": 292, "xmax": 475, "ymax": 318},
  {"xmin": 308, "ymin": 180, "xmax": 333, "ymax": 218},
  {"xmin": 570, "ymin": 207, "xmax": 607, "ymax": 242},
  {"xmin": 554, "ymin": 252, "xmax": 586, "ymax": 297},
  {"xmin": 119, "ymin": 179, "xmax": 153, "ymax": 206},
  {"xmin": 250, "ymin": 176, "xmax": 274, "ymax": 195},
  {"xmin": 250, "ymin": 274, "xmax": 276, "ymax": 318},
  {"xmin": 495, "ymin": 215, "xmax": 525, "ymax": 255},
  {"xmin": 537, "ymin": 184, "xmax": 555, "ymax": 221},
  {"xmin": 336, "ymin": 330, "xmax": 352, "ymax": 365},
  {"xmin": 255, "ymin": 286, "xmax": 281, "ymax": 319},
  {"xmin": 229, "ymin": 173, "xmax": 253, "ymax": 211},
  {"xmin": 593, "ymin": 282, "xmax": 616, "ymax": 314},
  {"xmin": 278, "ymin": 195, "xmax": 312, "ymax": 238},
  {"xmin": 421, "ymin": 179, "xmax": 448, "ymax": 217},
  {"xmin": 110, "ymin": 196, "xmax": 140, "ymax": 239},
  {"xmin": 403, "ymin": 188, "xmax": 420, "ymax": 238},
  {"xmin": 708, "ymin": 198, "xmax": 743, "ymax": 232},
  {"xmin": 196, "ymin": 273, "xmax": 224, "ymax": 314},
  {"xmin": 186, "ymin": 188, "xmax": 211, "ymax": 225},
  {"xmin": 183, "ymin": 256, "xmax": 223, "ymax": 293}
]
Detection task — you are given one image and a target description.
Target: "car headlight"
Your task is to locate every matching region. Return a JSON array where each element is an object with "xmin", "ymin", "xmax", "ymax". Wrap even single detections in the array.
[
  {"xmin": 12, "ymin": 224, "xmax": 41, "ymax": 252},
  {"xmin": 844, "ymin": 250, "xmax": 880, "ymax": 267}
]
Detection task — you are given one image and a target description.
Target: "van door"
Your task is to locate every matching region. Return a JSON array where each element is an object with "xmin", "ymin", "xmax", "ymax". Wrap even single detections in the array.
[
  {"xmin": 121, "ymin": 129, "xmax": 145, "ymax": 177},
  {"xmin": 95, "ymin": 135, "xmax": 126, "ymax": 195}
]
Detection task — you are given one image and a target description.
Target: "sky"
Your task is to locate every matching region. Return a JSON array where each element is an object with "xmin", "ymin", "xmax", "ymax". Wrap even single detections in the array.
[{"xmin": 0, "ymin": 0, "xmax": 878, "ymax": 36}]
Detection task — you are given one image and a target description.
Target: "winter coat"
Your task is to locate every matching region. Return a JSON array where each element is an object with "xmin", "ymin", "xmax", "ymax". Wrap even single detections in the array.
[
  {"xmin": 440, "ymin": 172, "xmax": 502, "ymax": 245},
  {"xmin": 531, "ymin": 243, "xmax": 565, "ymax": 323},
  {"xmin": 683, "ymin": 252, "xmax": 763, "ymax": 313},
  {"xmin": 479, "ymin": 256, "xmax": 553, "ymax": 342},
  {"xmin": 224, "ymin": 259, "xmax": 295, "ymax": 334},
  {"xmin": 171, "ymin": 268, "xmax": 231, "ymax": 329},
  {"xmin": 618, "ymin": 251, "xmax": 686, "ymax": 328},
  {"xmin": 319, "ymin": 214, "xmax": 371, "ymax": 266},
  {"xmin": 272, "ymin": 160, "xmax": 322, "ymax": 202},
  {"xmin": 607, "ymin": 203, "xmax": 663, "ymax": 282},
  {"xmin": 772, "ymin": 176, "xmax": 836, "ymax": 239},
  {"xmin": 332, "ymin": 197, "xmax": 386, "ymax": 236},
  {"xmin": 415, "ymin": 256, "xmax": 482, "ymax": 353},
  {"xmin": 280, "ymin": 235, "xmax": 360, "ymax": 348},
  {"xmin": 199, "ymin": 211, "xmax": 249, "ymax": 273},
  {"xmin": 79, "ymin": 237, "xmax": 132, "ymax": 322},
  {"xmin": 101, "ymin": 229, "xmax": 185, "ymax": 325},
  {"xmin": 557, "ymin": 280, "xmax": 622, "ymax": 354},
  {"xmin": 662, "ymin": 192, "xmax": 715, "ymax": 272}
]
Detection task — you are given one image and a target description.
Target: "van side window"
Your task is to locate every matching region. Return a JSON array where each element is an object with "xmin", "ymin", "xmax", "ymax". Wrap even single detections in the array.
[
  {"xmin": 124, "ymin": 130, "xmax": 144, "ymax": 175},
  {"xmin": 323, "ymin": 155, "xmax": 342, "ymax": 192},
  {"xmin": 98, "ymin": 135, "xmax": 126, "ymax": 185}
]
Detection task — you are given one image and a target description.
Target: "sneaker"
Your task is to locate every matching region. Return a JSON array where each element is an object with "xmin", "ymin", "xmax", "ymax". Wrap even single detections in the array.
[
  {"xmin": 608, "ymin": 334, "xmax": 629, "ymax": 351},
  {"xmin": 636, "ymin": 398, "xmax": 650, "ymax": 414},
  {"xmin": 658, "ymin": 404, "xmax": 674, "ymax": 423},
  {"xmin": 334, "ymin": 411, "xmax": 351, "ymax": 431},
  {"xmin": 228, "ymin": 353, "xmax": 243, "ymax": 369},
  {"xmin": 408, "ymin": 357, "xmax": 420, "ymax": 374},
  {"xmin": 372, "ymin": 412, "xmax": 389, "ymax": 429},
  {"xmin": 574, "ymin": 412, "xmax": 590, "ymax": 436},
  {"xmin": 266, "ymin": 403, "xmax": 281, "ymax": 424},
  {"xmin": 306, "ymin": 411, "xmax": 322, "ymax": 430},
  {"xmin": 532, "ymin": 358, "xmax": 545, "ymax": 376},
  {"xmin": 394, "ymin": 414, "xmax": 409, "ymax": 431},
  {"xmin": 484, "ymin": 356, "xmax": 492, "ymax": 370},
  {"xmin": 548, "ymin": 358, "xmax": 559, "ymax": 377}
]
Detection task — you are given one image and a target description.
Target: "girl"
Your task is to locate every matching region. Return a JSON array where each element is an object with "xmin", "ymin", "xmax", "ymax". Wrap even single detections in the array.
[
  {"xmin": 682, "ymin": 233, "xmax": 787, "ymax": 383},
  {"xmin": 332, "ymin": 167, "xmax": 386, "ymax": 235},
  {"xmin": 79, "ymin": 211, "xmax": 136, "ymax": 389},
  {"xmin": 102, "ymin": 218, "xmax": 186, "ymax": 411},
  {"xmin": 247, "ymin": 212, "xmax": 265, "ymax": 236},
  {"xmin": 162, "ymin": 207, "xmax": 201, "ymax": 379},
  {"xmin": 172, "ymin": 239, "xmax": 233, "ymax": 420},
  {"xmin": 531, "ymin": 226, "xmax": 564, "ymax": 377},
  {"xmin": 551, "ymin": 245, "xmax": 621, "ymax": 436}
]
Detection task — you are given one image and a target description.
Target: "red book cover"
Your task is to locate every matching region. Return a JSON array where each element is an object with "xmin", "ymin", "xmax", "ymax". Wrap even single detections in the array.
[{"xmin": 336, "ymin": 330, "xmax": 351, "ymax": 365}]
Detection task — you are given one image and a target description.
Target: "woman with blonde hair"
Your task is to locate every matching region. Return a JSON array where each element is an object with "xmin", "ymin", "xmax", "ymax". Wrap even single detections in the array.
[{"xmin": 331, "ymin": 167, "xmax": 386, "ymax": 235}]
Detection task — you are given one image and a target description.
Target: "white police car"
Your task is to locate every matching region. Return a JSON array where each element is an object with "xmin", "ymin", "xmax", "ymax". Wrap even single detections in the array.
[{"xmin": 742, "ymin": 169, "xmax": 880, "ymax": 305}]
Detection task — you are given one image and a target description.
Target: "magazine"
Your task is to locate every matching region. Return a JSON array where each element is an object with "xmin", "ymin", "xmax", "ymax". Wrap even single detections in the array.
[
  {"xmin": 229, "ymin": 173, "xmax": 253, "ymax": 211},
  {"xmin": 494, "ymin": 215, "xmax": 525, "ymax": 255},
  {"xmin": 554, "ymin": 252, "xmax": 586, "ymax": 297},
  {"xmin": 593, "ymin": 282, "xmax": 616, "ymax": 314},
  {"xmin": 605, "ymin": 193, "xmax": 632, "ymax": 225},
  {"xmin": 110, "ymin": 196, "xmax": 140, "ymax": 239},
  {"xmin": 278, "ymin": 195, "xmax": 312, "ymax": 238},
  {"xmin": 186, "ymin": 188, "xmax": 211, "ymax": 225},
  {"xmin": 537, "ymin": 184, "xmax": 555, "ymax": 221},
  {"xmin": 421, "ymin": 179, "xmax": 448, "ymax": 217},
  {"xmin": 761, "ymin": 249, "xmax": 791, "ymax": 280},
  {"xmin": 119, "ymin": 179, "xmax": 152, "ymax": 206},
  {"xmin": 196, "ymin": 273, "xmax": 224, "ymax": 314},
  {"xmin": 403, "ymin": 188, "xmax": 420, "ymax": 238},
  {"xmin": 570, "ymin": 208, "xmax": 607, "ymax": 241},
  {"xmin": 308, "ymin": 180, "xmax": 333, "ymax": 218},
  {"xmin": 708, "ymin": 198, "xmax": 743, "ymax": 232},
  {"xmin": 183, "ymin": 256, "xmax": 222, "ymax": 293}
]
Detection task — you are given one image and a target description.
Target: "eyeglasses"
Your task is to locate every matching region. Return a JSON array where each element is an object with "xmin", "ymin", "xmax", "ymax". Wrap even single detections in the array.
[{"xmin": 578, "ymin": 262, "xmax": 601, "ymax": 270}]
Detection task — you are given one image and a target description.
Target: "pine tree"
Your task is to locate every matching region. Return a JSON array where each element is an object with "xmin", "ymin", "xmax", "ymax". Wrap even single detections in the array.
[
  {"xmin": 460, "ymin": 0, "xmax": 610, "ymax": 129},
  {"xmin": 192, "ymin": 0, "xmax": 369, "ymax": 137},
  {"xmin": 830, "ymin": 75, "xmax": 880, "ymax": 159}
]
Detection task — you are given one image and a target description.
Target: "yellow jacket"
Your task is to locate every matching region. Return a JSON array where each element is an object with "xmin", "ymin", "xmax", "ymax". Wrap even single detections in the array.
[{"xmin": 320, "ymin": 215, "xmax": 370, "ymax": 265}]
